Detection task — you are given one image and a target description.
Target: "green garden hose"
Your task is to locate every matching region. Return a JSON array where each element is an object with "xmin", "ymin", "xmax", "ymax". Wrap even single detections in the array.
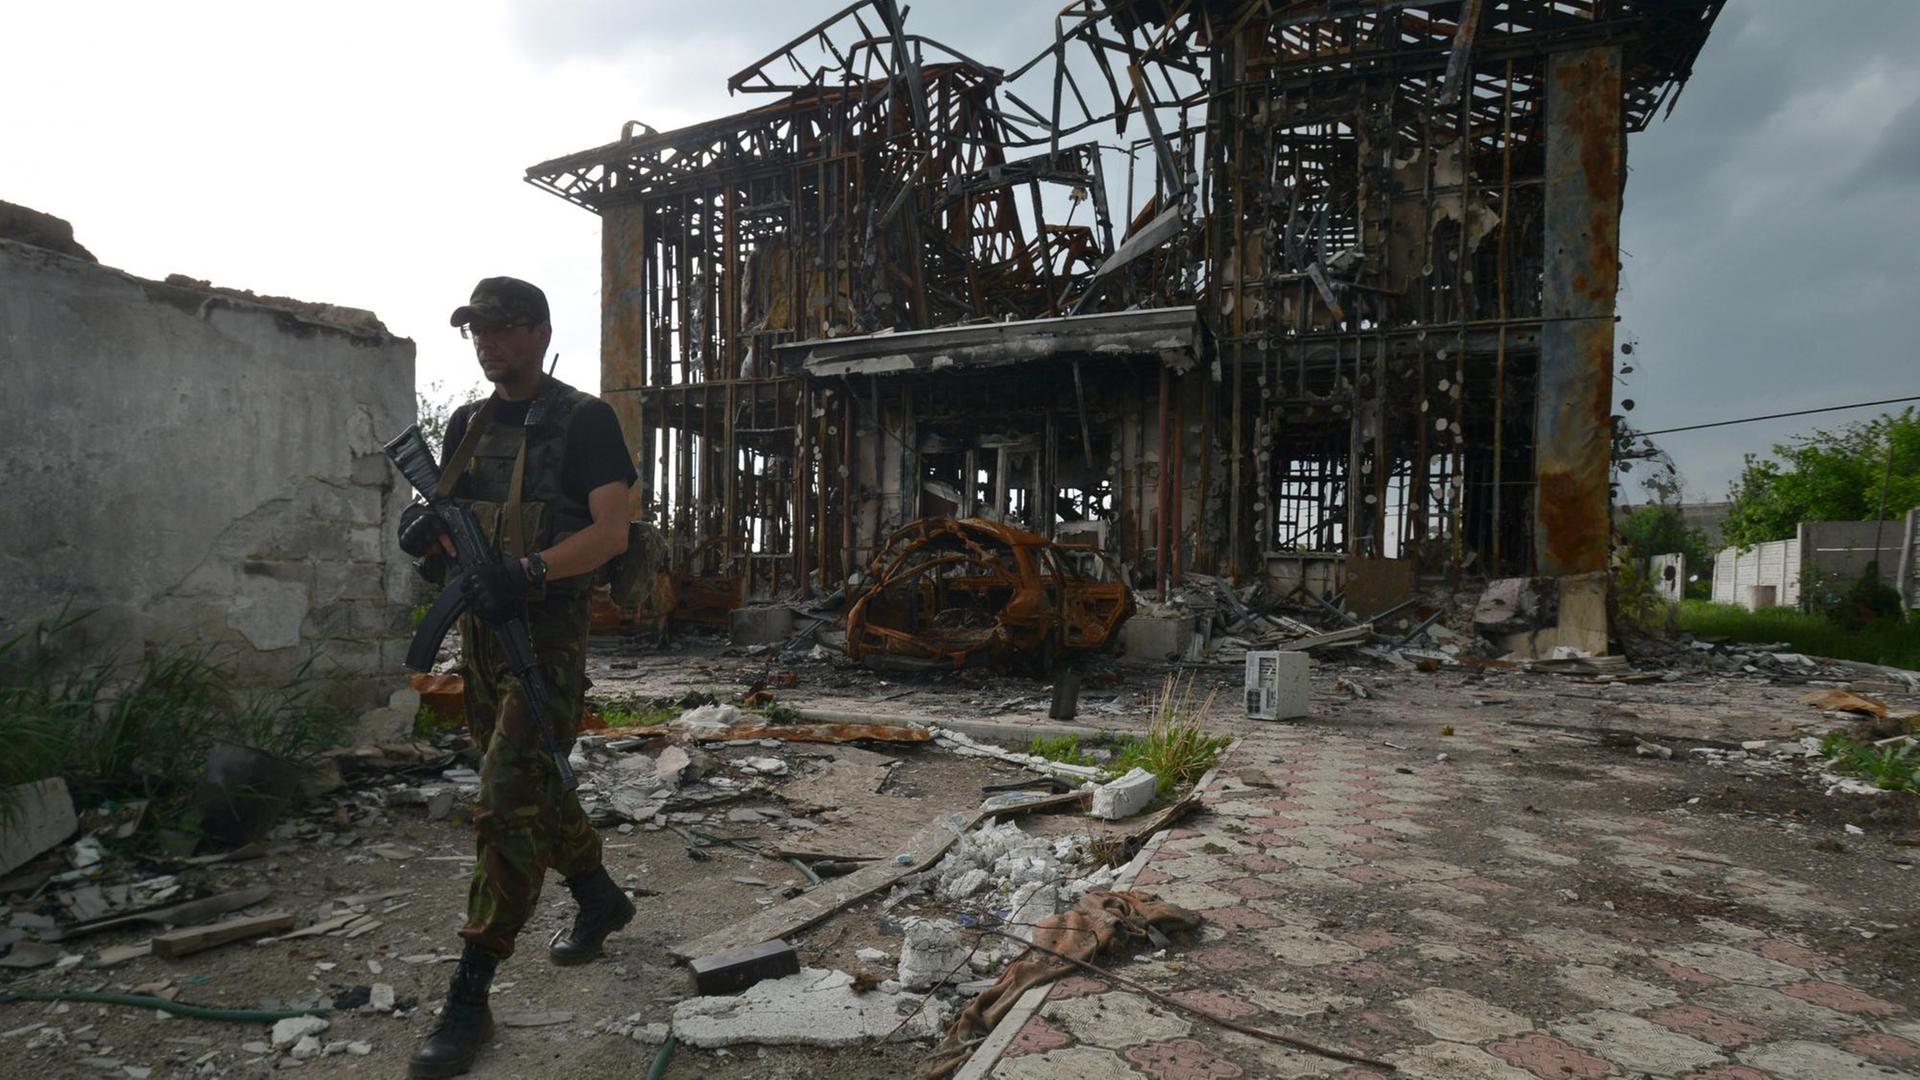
[{"xmin": 647, "ymin": 1032, "xmax": 677, "ymax": 1080}]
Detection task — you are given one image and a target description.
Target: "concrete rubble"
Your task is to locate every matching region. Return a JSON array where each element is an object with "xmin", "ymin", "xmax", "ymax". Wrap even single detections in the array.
[
  {"xmin": 669, "ymin": 967, "xmax": 947, "ymax": 1048},
  {"xmin": 1091, "ymin": 767, "xmax": 1159, "ymax": 820}
]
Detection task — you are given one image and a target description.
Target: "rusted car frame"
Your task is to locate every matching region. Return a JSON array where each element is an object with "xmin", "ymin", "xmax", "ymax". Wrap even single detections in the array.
[{"xmin": 846, "ymin": 517, "xmax": 1134, "ymax": 670}]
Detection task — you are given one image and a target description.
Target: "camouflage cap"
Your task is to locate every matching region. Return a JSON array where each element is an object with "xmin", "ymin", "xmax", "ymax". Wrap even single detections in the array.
[{"xmin": 449, "ymin": 276, "xmax": 550, "ymax": 329}]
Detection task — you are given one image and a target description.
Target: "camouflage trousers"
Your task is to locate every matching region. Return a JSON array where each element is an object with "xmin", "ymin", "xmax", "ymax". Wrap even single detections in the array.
[{"xmin": 456, "ymin": 589, "xmax": 601, "ymax": 959}]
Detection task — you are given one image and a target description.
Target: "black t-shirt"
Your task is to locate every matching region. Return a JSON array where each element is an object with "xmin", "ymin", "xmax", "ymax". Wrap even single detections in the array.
[{"xmin": 442, "ymin": 390, "xmax": 638, "ymax": 507}]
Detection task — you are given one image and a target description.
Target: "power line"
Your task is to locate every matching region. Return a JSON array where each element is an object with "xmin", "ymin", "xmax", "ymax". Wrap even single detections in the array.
[{"xmin": 1631, "ymin": 395, "xmax": 1920, "ymax": 438}]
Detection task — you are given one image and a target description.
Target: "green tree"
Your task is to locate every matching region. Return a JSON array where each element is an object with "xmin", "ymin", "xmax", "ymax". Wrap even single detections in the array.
[
  {"xmin": 1617, "ymin": 504, "xmax": 1710, "ymax": 567},
  {"xmin": 416, "ymin": 379, "xmax": 487, "ymax": 454},
  {"xmin": 1723, "ymin": 409, "xmax": 1920, "ymax": 548}
]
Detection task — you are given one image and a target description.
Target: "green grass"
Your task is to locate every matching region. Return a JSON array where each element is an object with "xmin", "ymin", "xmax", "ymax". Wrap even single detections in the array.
[
  {"xmin": 1675, "ymin": 600, "xmax": 1920, "ymax": 671},
  {"xmin": 595, "ymin": 703, "xmax": 679, "ymax": 728},
  {"xmin": 1029, "ymin": 733, "xmax": 1095, "ymax": 768},
  {"xmin": 1820, "ymin": 732, "xmax": 1919, "ymax": 793},
  {"xmin": 1, "ymin": 611, "xmax": 348, "ymax": 834},
  {"xmin": 1110, "ymin": 675, "xmax": 1235, "ymax": 797}
]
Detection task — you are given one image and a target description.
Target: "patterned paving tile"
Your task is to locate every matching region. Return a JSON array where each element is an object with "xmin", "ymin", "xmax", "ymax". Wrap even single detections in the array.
[
  {"xmin": 1778, "ymin": 981, "xmax": 1906, "ymax": 1017},
  {"xmin": 1652, "ymin": 943, "xmax": 1808, "ymax": 987},
  {"xmin": 1692, "ymin": 984, "xmax": 1874, "ymax": 1041},
  {"xmin": 1677, "ymin": 1068, "xmax": 1774, "ymax": 1080},
  {"xmin": 1644, "ymin": 1005, "xmax": 1772, "ymax": 1049},
  {"xmin": 1002, "ymin": 1016, "xmax": 1072, "ymax": 1057},
  {"xmin": 1551, "ymin": 1010, "xmax": 1727, "ymax": 1075},
  {"xmin": 1311, "ymin": 959, "xmax": 1395, "ymax": 984},
  {"xmin": 1391, "ymin": 1040, "xmax": 1540, "ymax": 1080},
  {"xmin": 1051, "ymin": 975, "xmax": 1112, "ymax": 999},
  {"xmin": 1123, "ymin": 1037, "xmax": 1245, "ymax": 1080},
  {"xmin": 1166, "ymin": 988, "xmax": 1263, "ymax": 1022},
  {"xmin": 1650, "ymin": 956, "xmax": 1728, "ymax": 990},
  {"xmin": 1486, "ymin": 1033, "xmax": 1618, "ymax": 1080},
  {"xmin": 1193, "ymin": 905, "xmax": 1284, "ymax": 933},
  {"xmin": 1338, "ymin": 928, "xmax": 1407, "ymax": 950},
  {"xmin": 1250, "ymin": 924, "xmax": 1367, "ymax": 966},
  {"xmin": 1554, "ymin": 964, "xmax": 1681, "ymax": 1012},
  {"xmin": 1743, "ymin": 938, "xmax": 1838, "ymax": 971},
  {"xmin": 1217, "ymin": 876, "xmax": 1288, "ymax": 901},
  {"xmin": 1393, "ymin": 986, "xmax": 1533, "ymax": 1043},
  {"xmin": 992, "ymin": 1044, "xmax": 1142, "ymax": 1079},
  {"xmin": 1336, "ymin": 863, "xmax": 1404, "ymax": 885},
  {"xmin": 1188, "ymin": 945, "xmax": 1269, "ymax": 973},
  {"xmin": 1842, "ymin": 1032, "xmax": 1920, "ymax": 1068},
  {"xmin": 1046, "ymin": 990, "xmax": 1192, "ymax": 1048},
  {"xmin": 1738, "ymin": 1040, "xmax": 1899, "ymax": 1078}
]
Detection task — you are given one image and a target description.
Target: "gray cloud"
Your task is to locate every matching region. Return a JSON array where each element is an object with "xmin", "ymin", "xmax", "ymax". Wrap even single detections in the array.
[
  {"xmin": 1840, "ymin": 91, "xmax": 1920, "ymax": 198},
  {"xmin": 1618, "ymin": 0, "xmax": 1920, "ymax": 501}
]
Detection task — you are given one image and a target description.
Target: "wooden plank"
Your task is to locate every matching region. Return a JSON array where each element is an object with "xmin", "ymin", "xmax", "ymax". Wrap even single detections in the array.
[
  {"xmin": 46, "ymin": 886, "xmax": 274, "ymax": 943},
  {"xmin": 716, "ymin": 722, "xmax": 931, "ymax": 744},
  {"xmin": 1277, "ymin": 622, "xmax": 1374, "ymax": 652},
  {"xmin": 669, "ymin": 809, "xmax": 985, "ymax": 961},
  {"xmin": 259, "ymin": 912, "xmax": 359, "ymax": 943},
  {"xmin": 152, "ymin": 912, "xmax": 296, "ymax": 958}
]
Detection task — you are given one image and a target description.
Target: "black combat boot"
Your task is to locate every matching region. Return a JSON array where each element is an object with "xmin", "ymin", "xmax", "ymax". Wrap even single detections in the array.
[
  {"xmin": 408, "ymin": 944, "xmax": 497, "ymax": 1079},
  {"xmin": 548, "ymin": 865, "xmax": 636, "ymax": 966}
]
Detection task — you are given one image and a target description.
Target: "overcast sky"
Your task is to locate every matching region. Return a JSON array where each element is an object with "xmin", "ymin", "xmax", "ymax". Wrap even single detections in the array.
[{"xmin": 4, "ymin": 0, "xmax": 1914, "ymax": 502}]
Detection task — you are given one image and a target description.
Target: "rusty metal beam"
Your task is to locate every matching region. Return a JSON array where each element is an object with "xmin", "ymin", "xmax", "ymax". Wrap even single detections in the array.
[{"xmin": 1533, "ymin": 45, "xmax": 1623, "ymax": 577}]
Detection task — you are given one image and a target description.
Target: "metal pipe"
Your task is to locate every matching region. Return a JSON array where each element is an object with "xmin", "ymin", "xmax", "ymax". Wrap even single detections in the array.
[{"xmin": 1157, "ymin": 362, "xmax": 1171, "ymax": 601}]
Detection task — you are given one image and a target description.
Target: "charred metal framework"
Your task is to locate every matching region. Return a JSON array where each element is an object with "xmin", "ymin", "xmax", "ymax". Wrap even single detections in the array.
[{"xmin": 527, "ymin": 0, "xmax": 1721, "ymax": 608}]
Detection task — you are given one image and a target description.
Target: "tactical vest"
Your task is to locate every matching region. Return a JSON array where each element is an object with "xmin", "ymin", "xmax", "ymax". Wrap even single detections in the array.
[{"xmin": 437, "ymin": 378, "xmax": 598, "ymax": 599}]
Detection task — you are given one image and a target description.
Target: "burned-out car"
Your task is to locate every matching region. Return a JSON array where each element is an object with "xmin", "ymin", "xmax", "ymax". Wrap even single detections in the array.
[{"xmin": 845, "ymin": 517, "xmax": 1134, "ymax": 670}]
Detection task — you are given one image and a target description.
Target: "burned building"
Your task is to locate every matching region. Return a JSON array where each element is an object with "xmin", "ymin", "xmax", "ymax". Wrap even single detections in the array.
[{"xmin": 526, "ymin": 0, "xmax": 1723, "ymax": 653}]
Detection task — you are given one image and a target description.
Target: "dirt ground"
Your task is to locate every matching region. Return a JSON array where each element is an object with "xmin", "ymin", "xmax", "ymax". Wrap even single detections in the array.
[{"xmin": 2, "ymin": 635, "xmax": 1916, "ymax": 1078}]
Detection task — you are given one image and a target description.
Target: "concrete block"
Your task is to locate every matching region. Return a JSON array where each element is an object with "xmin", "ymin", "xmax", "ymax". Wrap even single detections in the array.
[
  {"xmin": 0, "ymin": 778, "xmax": 78, "ymax": 876},
  {"xmin": 670, "ymin": 967, "xmax": 945, "ymax": 1048},
  {"xmin": 1118, "ymin": 613, "xmax": 1197, "ymax": 662},
  {"xmin": 689, "ymin": 939, "xmax": 800, "ymax": 996},
  {"xmin": 729, "ymin": 605, "xmax": 795, "ymax": 646},
  {"xmin": 898, "ymin": 917, "xmax": 969, "ymax": 990},
  {"xmin": 1091, "ymin": 767, "xmax": 1158, "ymax": 820},
  {"xmin": 1244, "ymin": 650, "xmax": 1309, "ymax": 720}
]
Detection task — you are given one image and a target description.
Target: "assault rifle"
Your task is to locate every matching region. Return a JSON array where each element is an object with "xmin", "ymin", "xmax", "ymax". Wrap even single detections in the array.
[{"xmin": 383, "ymin": 424, "xmax": 578, "ymax": 791}]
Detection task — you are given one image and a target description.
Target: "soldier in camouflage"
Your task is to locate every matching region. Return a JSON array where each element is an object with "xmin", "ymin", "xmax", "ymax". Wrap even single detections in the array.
[{"xmin": 396, "ymin": 277, "xmax": 638, "ymax": 1079}]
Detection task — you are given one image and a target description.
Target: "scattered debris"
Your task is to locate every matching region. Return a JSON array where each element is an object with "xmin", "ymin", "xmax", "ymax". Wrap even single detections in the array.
[
  {"xmin": 1091, "ymin": 767, "xmax": 1158, "ymax": 820},
  {"xmin": 691, "ymin": 939, "xmax": 802, "ymax": 995},
  {"xmin": 670, "ymin": 968, "xmax": 947, "ymax": 1049}
]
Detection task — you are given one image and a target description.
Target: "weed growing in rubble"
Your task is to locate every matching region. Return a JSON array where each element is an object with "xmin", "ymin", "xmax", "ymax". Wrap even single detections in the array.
[
  {"xmin": 1029, "ymin": 733, "xmax": 1095, "ymax": 767},
  {"xmin": 1821, "ymin": 731, "xmax": 1920, "ymax": 794},
  {"xmin": 1112, "ymin": 675, "xmax": 1233, "ymax": 796},
  {"xmin": 0, "ymin": 610, "xmax": 348, "ymax": 833},
  {"xmin": 597, "ymin": 703, "xmax": 677, "ymax": 728}
]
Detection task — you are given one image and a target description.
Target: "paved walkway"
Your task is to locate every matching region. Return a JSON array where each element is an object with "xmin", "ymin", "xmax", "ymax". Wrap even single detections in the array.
[{"xmin": 973, "ymin": 717, "xmax": 1918, "ymax": 1080}]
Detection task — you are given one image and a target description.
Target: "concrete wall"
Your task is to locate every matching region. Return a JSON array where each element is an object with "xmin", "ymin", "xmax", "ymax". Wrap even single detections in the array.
[
  {"xmin": 1709, "ymin": 519, "xmax": 1920, "ymax": 612},
  {"xmin": 1797, "ymin": 519, "xmax": 1914, "ymax": 605},
  {"xmin": 1711, "ymin": 538, "xmax": 1799, "ymax": 610},
  {"xmin": 1649, "ymin": 553, "xmax": 1686, "ymax": 603},
  {"xmin": 0, "ymin": 238, "xmax": 417, "ymax": 735}
]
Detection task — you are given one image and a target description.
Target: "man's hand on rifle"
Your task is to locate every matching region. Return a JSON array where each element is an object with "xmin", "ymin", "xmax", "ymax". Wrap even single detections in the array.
[
  {"xmin": 398, "ymin": 504, "xmax": 457, "ymax": 559},
  {"xmin": 464, "ymin": 557, "xmax": 529, "ymax": 622}
]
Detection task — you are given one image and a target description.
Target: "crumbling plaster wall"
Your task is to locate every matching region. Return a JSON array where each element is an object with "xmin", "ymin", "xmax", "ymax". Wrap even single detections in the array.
[{"xmin": 0, "ymin": 237, "xmax": 417, "ymax": 728}]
